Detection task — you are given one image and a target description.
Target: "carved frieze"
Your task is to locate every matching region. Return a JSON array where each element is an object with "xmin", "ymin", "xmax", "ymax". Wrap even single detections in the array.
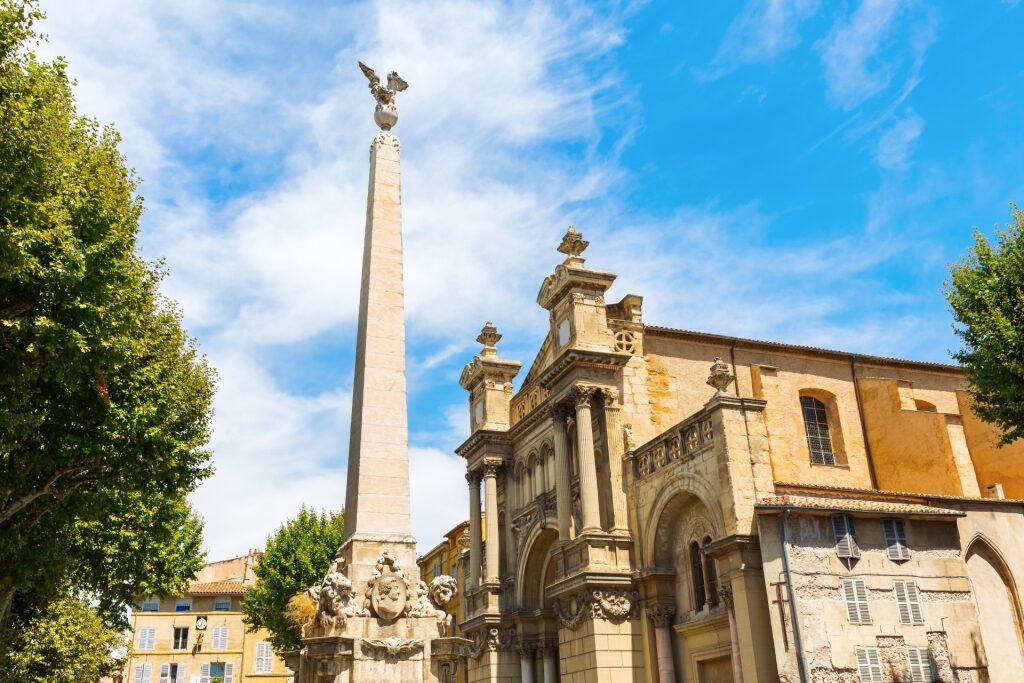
[
  {"xmin": 553, "ymin": 588, "xmax": 640, "ymax": 630},
  {"xmin": 360, "ymin": 637, "xmax": 424, "ymax": 660}
]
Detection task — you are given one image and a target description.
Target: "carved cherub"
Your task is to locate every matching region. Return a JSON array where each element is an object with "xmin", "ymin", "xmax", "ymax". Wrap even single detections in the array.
[
  {"xmin": 358, "ymin": 61, "xmax": 409, "ymax": 107},
  {"xmin": 428, "ymin": 575, "xmax": 458, "ymax": 637}
]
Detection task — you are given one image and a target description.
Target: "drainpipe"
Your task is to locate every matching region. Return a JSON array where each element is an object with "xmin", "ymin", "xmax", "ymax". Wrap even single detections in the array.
[{"xmin": 780, "ymin": 508, "xmax": 810, "ymax": 683}]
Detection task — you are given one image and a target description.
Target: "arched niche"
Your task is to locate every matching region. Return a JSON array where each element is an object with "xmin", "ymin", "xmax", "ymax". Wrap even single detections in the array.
[
  {"xmin": 516, "ymin": 526, "xmax": 560, "ymax": 610},
  {"xmin": 642, "ymin": 473, "xmax": 722, "ymax": 568},
  {"xmin": 965, "ymin": 535, "xmax": 1024, "ymax": 679}
]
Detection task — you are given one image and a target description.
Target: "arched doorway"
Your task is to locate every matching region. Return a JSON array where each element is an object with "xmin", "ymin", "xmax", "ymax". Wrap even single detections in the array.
[
  {"xmin": 517, "ymin": 527, "xmax": 560, "ymax": 682},
  {"xmin": 965, "ymin": 539, "xmax": 1024, "ymax": 680}
]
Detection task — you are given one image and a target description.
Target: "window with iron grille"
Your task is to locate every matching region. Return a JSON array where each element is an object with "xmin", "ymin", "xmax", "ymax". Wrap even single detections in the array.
[
  {"xmin": 883, "ymin": 518, "xmax": 911, "ymax": 561},
  {"xmin": 907, "ymin": 647, "xmax": 937, "ymax": 682},
  {"xmin": 832, "ymin": 514, "xmax": 861, "ymax": 559},
  {"xmin": 801, "ymin": 396, "xmax": 836, "ymax": 465},
  {"xmin": 893, "ymin": 580, "xmax": 924, "ymax": 625},
  {"xmin": 855, "ymin": 647, "xmax": 883, "ymax": 682},
  {"xmin": 841, "ymin": 578, "xmax": 872, "ymax": 624}
]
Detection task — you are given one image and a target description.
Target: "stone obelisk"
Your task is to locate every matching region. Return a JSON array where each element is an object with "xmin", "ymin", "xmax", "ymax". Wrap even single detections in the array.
[
  {"xmin": 337, "ymin": 63, "xmax": 416, "ymax": 588},
  {"xmin": 288, "ymin": 64, "xmax": 469, "ymax": 683}
]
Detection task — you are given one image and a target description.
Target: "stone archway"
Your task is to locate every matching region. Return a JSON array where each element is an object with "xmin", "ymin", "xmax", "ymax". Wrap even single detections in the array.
[{"xmin": 965, "ymin": 537, "xmax": 1024, "ymax": 680}]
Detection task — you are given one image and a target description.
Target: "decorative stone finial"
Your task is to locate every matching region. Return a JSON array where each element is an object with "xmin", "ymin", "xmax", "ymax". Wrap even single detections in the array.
[
  {"xmin": 477, "ymin": 322, "xmax": 501, "ymax": 357},
  {"xmin": 707, "ymin": 357, "xmax": 735, "ymax": 395},
  {"xmin": 358, "ymin": 62, "xmax": 409, "ymax": 130},
  {"xmin": 557, "ymin": 225, "xmax": 589, "ymax": 265}
]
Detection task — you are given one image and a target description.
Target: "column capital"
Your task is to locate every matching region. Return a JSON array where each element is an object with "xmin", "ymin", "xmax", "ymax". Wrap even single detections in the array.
[
  {"xmin": 538, "ymin": 639, "xmax": 559, "ymax": 656},
  {"xmin": 601, "ymin": 387, "xmax": 620, "ymax": 407},
  {"xmin": 482, "ymin": 458, "xmax": 503, "ymax": 478},
  {"xmin": 719, "ymin": 583, "xmax": 734, "ymax": 609},
  {"xmin": 570, "ymin": 384, "xmax": 599, "ymax": 408},
  {"xmin": 548, "ymin": 402, "xmax": 571, "ymax": 421},
  {"xmin": 646, "ymin": 604, "xmax": 676, "ymax": 628},
  {"xmin": 465, "ymin": 469, "xmax": 482, "ymax": 486}
]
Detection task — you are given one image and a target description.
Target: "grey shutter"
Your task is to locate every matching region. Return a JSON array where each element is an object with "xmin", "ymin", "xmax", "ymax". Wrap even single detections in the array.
[
  {"xmin": 855, "ymin": 647, "xmax": 883, "ymax": 682},
  {"xmin": 832, "ymin": 515, "xmax": 861, "ymax": 559},
  {"xmin": 842, "ymin": 578, "xmax": 871, "ymax": 624},
  {"xmin": 883, "ymin": 519, "xmax": 910, "ymax": 560},
  {"xmin": 908, "ymin": 647, "xmax": 936, "ymax": 682}
]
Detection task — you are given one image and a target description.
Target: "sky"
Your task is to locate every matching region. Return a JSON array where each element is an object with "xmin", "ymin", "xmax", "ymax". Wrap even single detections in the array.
[{"xmin": 35, "ymin": 0, "xmax": 1024, "ymax": 561}]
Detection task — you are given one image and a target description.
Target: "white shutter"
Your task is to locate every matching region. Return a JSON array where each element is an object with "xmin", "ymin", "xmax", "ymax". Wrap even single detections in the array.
[
  {"xmin": 256, "ymin": 642, "xmax": 273, "ymax": 673},
  {"xmin": 138, "ymin": 627, "xmax": 156, "ymax": 650},
  {"xmin": 832, "ymin": 515, "xmax": 861, "ymax": 559},
  {"xmin": 894, "ymin": 580, "xmax": 923, "ymax": 625},
  {"xmin": 160, "ymin": 664, "xmax": 170, "ymax": 683},
  {"xmin": 883, "ymin": 519, "xmax": 911, "ymax": 561},
  {"xmin": 855, "ymin": 647, "xmax": 883, "ymax": 682},
  {"xmin": 134, "ymin": 664, "xmax": 146, "ymax": 683},
  {"xmin": 908, "ymin": 647, "xmax": 936, "ymax": 682},
  {"xmin": 212, "ymin": 626, "xmax": 228, "ymax": 649},
  {"xmin": 142, "ymin": 663, "xmax": 153, "ymax": 683},
  {"xmin": 842, "ymin": 578, "xmax": 871, "ymax": 624},
  {"xmin": 199, "ymin": 664, "xmax": 211, "ymax": 683},
  {"xmin": 175, "ymin": 664, "xmax": 187, "ymax": 683},
  {"xmin": 224, "ymin": 662, "xmax": 234, "ymax": 683}
]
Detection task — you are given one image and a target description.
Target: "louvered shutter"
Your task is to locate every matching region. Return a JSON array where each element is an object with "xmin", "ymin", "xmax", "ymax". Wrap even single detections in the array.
[
  {"xmin": 907, "ymin": 647, "xmax": 936, "ymax": 682},
  {"xmin": 883, "ymin": 519, "xmax": 911, "ymax": 561},
  {"xmin": 832, "ymin": 515, "xmax": 861, "ymax": 559},
  {"xmin": 142, "ymin": 663, "xmax": 153, "ymax": 683},
  {"xmin": 224, "ymin": 662, "xmax": 234, "ymax": 683},
  {"xmin": 842, "ymin": 578, "xmax": 871, "ymax": 624},
  {"xmin": 199, "ymin": 663, "xmax": 210, "ymax": 683},
  {"xmin": 175, "ymin": 664, "xmax": 187, "ymax": 683},
  {"xmin": 134, "ymin": 664, "xmax": 145, "ymax": 683},
  {"xmin": 159, "ymin": 664, "xmax": 170, "ymax": 683},
  {"xmin": 212, "ymin": 626, "xmax": 228, "ymax": 649},
  {"xmin": 894, "ymin": 580, "xmax": 923, "ymax": 625},
  {"xmin": 855, "ymin": 647, "xmax": 883, "ymax": 682}
]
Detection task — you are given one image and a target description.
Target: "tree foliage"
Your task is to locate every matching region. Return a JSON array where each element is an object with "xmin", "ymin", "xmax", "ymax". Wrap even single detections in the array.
[
  {"xmin": 946, "ymin": 204, "xmax": 1024, "ymax": 444},
  {"xmin": 0, "ymin": 594, "xmax": 126, "ymax": 683},
  {"xmin": 242, "ymin": 507, "xmax": 345, "ymax": 651},
  {"xmin": 0, "ymin": 0, "xmax": 214, "ymax": 631}
]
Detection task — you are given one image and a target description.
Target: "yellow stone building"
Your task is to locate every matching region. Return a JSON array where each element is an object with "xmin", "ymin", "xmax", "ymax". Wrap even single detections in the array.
[
  {"xmin": 455, "ymin": 226, "xmax": 1024, "ymax": 683},
  {"xmin": 124, "ymin": 552, "xmax": 292, "ymax": 683}
]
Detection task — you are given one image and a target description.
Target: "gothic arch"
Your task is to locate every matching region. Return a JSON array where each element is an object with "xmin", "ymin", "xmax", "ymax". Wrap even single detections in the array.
[
  {"xmin": 515, "ymin": 525, "xmax": 559, "ymax": 609},
  {"xmin": 965, "ymin": 534, "xmax": 1024, "ymax": 679},
  {"xmin": 641, "ymin": 472, "xmax": 722, "ymax": 568}
]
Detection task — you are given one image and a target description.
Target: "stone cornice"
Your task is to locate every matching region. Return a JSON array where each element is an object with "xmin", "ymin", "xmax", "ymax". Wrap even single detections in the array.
[
  {"xmin": 455, "ymin": 429, "xmax": 510, "ymax": 458},
  {"xmin": 536, "ymin": 264, "xmax": 617, "ymax": 310},
  {"xmin": 536, "ymin": 347, "xmax": 630, "ymax": 389}
]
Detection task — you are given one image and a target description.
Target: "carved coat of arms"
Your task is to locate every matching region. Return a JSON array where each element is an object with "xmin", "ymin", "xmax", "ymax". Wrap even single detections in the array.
[{"xmin": 366, "ymin": 551, "xmax": 409, "ymax": 621}]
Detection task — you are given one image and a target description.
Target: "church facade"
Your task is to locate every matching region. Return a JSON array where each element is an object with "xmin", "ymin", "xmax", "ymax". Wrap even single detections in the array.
[{"xmin": 455, "ymin": 227, "xmax": 1024, "ymax": 683}]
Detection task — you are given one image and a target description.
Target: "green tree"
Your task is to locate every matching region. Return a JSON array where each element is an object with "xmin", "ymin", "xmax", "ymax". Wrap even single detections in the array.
[
  {"xmin": 946, "ymin": 204, "xmax": 1024, "ymax": 444},
  {"xmin": 0, "ymin": 0, "xmax": 215, "ymax": 632},
  {"xmin": 243, "ymin": 507, "xmax": 345, "ymax": 651},
  {"xmin": 0, "ymin": 594, "xmax": 126, "ymax": 683}
]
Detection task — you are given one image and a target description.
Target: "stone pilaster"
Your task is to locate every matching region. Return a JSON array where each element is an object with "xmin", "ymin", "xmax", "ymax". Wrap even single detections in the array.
[{"xmin": 467, "ymin": 471, "xmax": 482, "ymax": 588}]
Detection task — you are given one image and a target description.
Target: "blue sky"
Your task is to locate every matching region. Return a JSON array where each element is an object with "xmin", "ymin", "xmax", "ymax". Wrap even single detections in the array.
[{"xmin": 37, "ymin": 0, "xmax": 1024, "ymax": 559}]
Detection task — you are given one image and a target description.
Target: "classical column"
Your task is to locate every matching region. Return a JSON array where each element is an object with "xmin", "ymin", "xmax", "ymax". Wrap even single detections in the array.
[
  {"xmin": 541, "ymin": 641, "xmax": 558, "ymax": 683},
  {"xmin": 483, "ymin": 459, "xmax": 501, "ymax": 583},
  {"xmin": 549, "ymin": 404, "xmax": 572, "ymax": 541},
  {"xmin": 572, "ymin": 385, "xmax": 601, "ymax": 533},
  {"xmin": 518, "ymin": 643, "xmax": 536, "ymax": 683},
  {"xmin": 467, "ymin": 471, "xmax": 482, "ymax": 588},
  {"xmin": 599, "ymin": 389, "xmax": 630, "ymax": 532},
  {"xmin": 648, "ymin": 606, "xmax": 677, "ymax": 683}
]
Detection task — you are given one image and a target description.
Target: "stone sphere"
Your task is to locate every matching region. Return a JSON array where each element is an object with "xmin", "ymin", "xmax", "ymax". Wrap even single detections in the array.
[{"xmin": 374, "ymin": 104, "xmax": 398, "ymax": 130}]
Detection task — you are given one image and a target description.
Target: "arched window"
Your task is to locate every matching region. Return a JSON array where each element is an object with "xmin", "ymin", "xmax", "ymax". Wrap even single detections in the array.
[
  {"xmin": 800, "ymin": 396, "xmax": 836, "ymax": 465},
  {"xmin": 703, "ymin": 537, "xmax": 719, "ymax": 607},
  {"xmin": 690, "ymin": 541, "xmax": 706, "ymax": 610}
]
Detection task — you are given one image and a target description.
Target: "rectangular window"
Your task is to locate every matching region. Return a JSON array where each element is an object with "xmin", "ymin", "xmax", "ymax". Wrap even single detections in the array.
[
  {"xmin": 214, "ymin": 597, "xmax": 231, "ymax": 611},
  {"xmin": 908, "ymin": 647, "xmax": 936, "ymax": 682},
  {"xmin": 894, "ymin": 580, "xmax": 924, "ymax": 625},
  {"xmin": 883, "ymin": 518, "xmax": 911, "ymax": 561},
  {"xmin": 141, "ymin": 598, "xmax": 160, "ymax": 612},
  {"xmin": 134, "ymin": 663, "xmax": 153, "ymax": 683},
  {"xmin": 204, "ymin": 662, "xmax": 234, "ymax": 683},
  {"xmin": 832, "ymin": 514, "xmax": 861, "ymax": 559},
  {"xmin": 212, "ymin": 625, "xmax": 229, "ymax": 649},
  {"xmin": 175, "ymin": 598, "xmax": 192, "ymax": 612},
  {"xmin": 255, "ymin": 641, "xmax": 274, "ymax": 673},
  {"xmin": 159, "ymin": 664, "xmax": 182, "ymax": 683},
  {"xmin": 173, "ymin": 626, "xmax": 189, "ymax": 649},
  {"xmin": 137, "ymin": 626, "xmax": 156, "ymax": 651},
  {"xmin": 855, "ymin": 647, "xmax": 884, "ymax": 682},
  {"xmin": 841, "ymin": 578, "xmax": 871, "ymax": 624}
]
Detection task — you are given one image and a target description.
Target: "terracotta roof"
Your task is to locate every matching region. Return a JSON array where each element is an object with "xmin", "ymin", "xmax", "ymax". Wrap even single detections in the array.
[
  {"xmin": 644, "ymin": 326, "xmax": 961, "ymax": 373},
  {"xmin": 774, "ymin": 481, "xmax": 1024, "ymax": 505},
  {"xmin": 757, "ymin": 494, "xmax": 963, "ymax": 517},
  {"xmin": 187, "ymin": 580, "xmax": 247, "ymax": 595}
]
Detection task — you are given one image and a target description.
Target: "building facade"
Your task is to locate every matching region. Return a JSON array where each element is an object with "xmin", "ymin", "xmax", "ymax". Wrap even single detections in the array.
[
  {"xmin": 455, "ymin": 226, "xmax": 1024, "ymax": 683},
  {"xmin": 124, "ymin": 553, "xmax": 292, "ymax": 683}
]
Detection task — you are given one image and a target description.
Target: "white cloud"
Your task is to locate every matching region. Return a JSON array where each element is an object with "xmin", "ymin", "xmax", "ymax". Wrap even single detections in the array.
[
  {"xmin": 697, "ymin": 0, "xmax": 820, "ymax": 80},
  {"xmin": 876, "ymin": 109, "xmax": 923, "ymax": 170},
  {"xmin": 817, "ymin": 0, "xmax": 937, "ymax": 110}
]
